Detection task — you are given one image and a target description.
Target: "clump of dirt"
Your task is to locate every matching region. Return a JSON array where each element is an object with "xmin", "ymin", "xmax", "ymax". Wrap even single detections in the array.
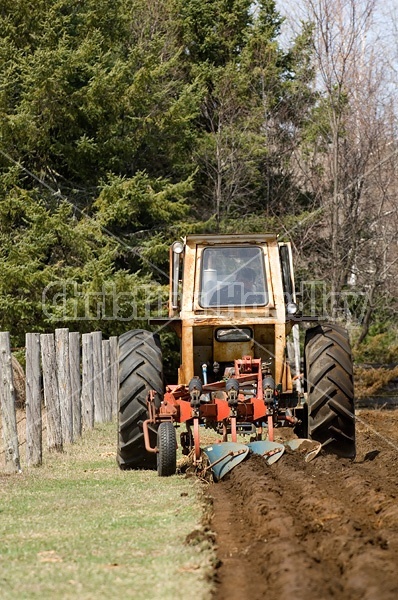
[{"xmin": 209, "ymin": 410, "xmax": 398, "ymax": 600}]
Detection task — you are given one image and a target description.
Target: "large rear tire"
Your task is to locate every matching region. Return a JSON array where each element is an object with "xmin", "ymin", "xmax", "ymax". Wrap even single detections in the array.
[
  {"xmin": 305, "ymin": 323, "xmax": 355, "ymax": 458},
  {"xmin": 157, "ymin": 422, "xmax": 177, "ymax": 477},
  {"xmin": 117, "ymin": 330, "xmax": 163, "ymax": 470}
]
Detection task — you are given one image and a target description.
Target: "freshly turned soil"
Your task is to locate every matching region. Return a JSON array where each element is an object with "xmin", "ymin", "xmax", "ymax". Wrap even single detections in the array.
[{"xmin": 209, "ymin": 409, "xmax": 398, "ymax": 600}]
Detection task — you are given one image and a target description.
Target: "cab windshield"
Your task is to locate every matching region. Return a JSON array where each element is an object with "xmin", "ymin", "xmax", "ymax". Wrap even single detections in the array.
[{"xmin": 199, "ymin": 246, "xmax": 268, "ymax": 307}]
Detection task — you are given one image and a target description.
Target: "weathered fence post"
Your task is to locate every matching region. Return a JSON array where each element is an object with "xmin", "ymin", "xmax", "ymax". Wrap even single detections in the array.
[
  {"xmin": 110, "ymin": 336, "xmax": 118, "ymax": 418},
  {"xmin": 102, "ymin": 340, "xmax": 112, "ymax": 421},
  {"xmin": 26, "ymin": 333, "xmax": 42, "ymax": 466},
  {"xmin": 41, "ymin": 333, "xmax": 63, "ymax": 452},
  {"xmin": 0, "ymin": 332, "xmax": 21, "ymax": 473},
  {"xmin": 92, "ymin": 331, "xmax": 105, "ymax": 423},
  {"xmin": 69, "ymin": 332, "xmax": 81, "ymax": 439},
  {"xmin": 55, "ymin": 328, "xmax": 73, "ymax": 444},
  {"xmin": 81, "ymin": 333, "xmax": 94, "ymax": 429}
]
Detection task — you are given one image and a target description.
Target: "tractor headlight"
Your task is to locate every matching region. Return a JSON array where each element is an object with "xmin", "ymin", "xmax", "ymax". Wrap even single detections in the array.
[
  {"xmin": 286, "ymin": 302, "xmax": 298, "ymax": 316},
  {"xmin": 172, "ymin": 241, "xmax": 184, "ymax": 254}
]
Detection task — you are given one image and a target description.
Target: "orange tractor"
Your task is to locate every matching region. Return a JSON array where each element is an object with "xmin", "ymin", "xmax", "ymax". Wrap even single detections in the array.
[{"xmin": 117, "ymin": 234, "xmax": 355, "ymax": 478}]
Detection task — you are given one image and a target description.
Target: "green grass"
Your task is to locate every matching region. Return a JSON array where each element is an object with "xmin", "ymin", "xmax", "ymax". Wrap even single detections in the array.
[{"xmin": 0, "ymin": 423, "xmax": 215, "ymax": 600}]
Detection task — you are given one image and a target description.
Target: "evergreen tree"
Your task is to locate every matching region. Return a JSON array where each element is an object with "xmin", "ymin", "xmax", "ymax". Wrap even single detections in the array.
[
  {"xmin": 0, "ymin": 0, "xmax": 202, "ymax": 344},
  {"xmin": 0, "ymin": 0, "xmax": 201, "ymax": 198},
  {"xmin": 0, "ymin": 0, "xmax": 316, "ymax": 344},
  {"xmin": 172, "ymin": 0, "xmax": 316, "ymax": 226}
]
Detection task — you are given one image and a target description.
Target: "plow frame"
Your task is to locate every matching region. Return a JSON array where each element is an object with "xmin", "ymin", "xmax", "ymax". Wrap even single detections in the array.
[{"xmin": 142, "ymin": 356, "xmax": 303, "ymax": 462}]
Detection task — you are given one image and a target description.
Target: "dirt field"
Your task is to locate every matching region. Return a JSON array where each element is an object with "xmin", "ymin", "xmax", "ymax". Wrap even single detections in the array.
[{"xmin": 208, "ymin": 409, "xmax": 398, "ymax": 600}]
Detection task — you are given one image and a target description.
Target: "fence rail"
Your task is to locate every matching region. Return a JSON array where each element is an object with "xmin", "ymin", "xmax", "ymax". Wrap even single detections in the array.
[{"xmin": 0, "ymin": 329, "xmax": 119, "ymax": 473}]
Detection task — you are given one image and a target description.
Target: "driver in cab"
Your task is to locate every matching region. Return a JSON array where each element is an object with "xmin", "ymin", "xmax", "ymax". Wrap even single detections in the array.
[{"xmin": 210, "ymin": 267, "xmax": 265, "ymax": 306}]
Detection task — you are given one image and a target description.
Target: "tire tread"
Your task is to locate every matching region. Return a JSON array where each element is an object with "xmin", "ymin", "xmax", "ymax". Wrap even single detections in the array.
[
  {"xmin": 157, "ymin": 422, "xmax": 177, "ymax": 477},
  {"xmin": 305, "ymin": 323, "xmax": 355, "ymax": 458},
  {"xmin": 117, "ymin": 330, "xmax": 163, "ymax": 469}
]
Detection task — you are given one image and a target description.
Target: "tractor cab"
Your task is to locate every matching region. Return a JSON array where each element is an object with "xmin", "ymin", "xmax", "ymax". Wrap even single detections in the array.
[{"xmin": 169, "ymin": 234, "xmax": 298, "ymax": 400}]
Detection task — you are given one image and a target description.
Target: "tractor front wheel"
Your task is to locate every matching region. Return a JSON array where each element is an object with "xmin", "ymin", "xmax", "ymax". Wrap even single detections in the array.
[
  {"xmin": 305, "ymin": 323, "xmax": 355, "ymax": 458},
  {"xmin": 157, "ymin": 422, "xmax": 177, "ymax": 477}
]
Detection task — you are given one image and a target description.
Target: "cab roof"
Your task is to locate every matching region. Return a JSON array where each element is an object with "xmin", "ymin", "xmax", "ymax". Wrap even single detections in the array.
[{"xmin": 185, "ymin": 233, "xmax": 278, "ymax": 245}]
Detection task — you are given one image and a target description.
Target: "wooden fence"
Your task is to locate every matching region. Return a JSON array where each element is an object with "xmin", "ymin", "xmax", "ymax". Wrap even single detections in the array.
[{"xmin": 0, "ymin": 329, "xmax": 118, "ymax": 473}]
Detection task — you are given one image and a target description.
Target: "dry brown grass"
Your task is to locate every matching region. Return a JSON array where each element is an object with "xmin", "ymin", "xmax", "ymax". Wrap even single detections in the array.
[{"xmin": 354, "ymin": 365, "xmax": 398, "ymax": 400}]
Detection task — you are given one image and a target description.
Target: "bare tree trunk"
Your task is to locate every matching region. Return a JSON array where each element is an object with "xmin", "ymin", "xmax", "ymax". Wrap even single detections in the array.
[
  {"xmin": 355, "ymin": 283, "xmax": 378, "ymax": 346},
  {"xmin": 331, "ymin": 113, "xmax": 341, "ymax": 318},
  {"xmin": 215, "ymin": 129, "xmax": 222, "ymax": 230}
]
